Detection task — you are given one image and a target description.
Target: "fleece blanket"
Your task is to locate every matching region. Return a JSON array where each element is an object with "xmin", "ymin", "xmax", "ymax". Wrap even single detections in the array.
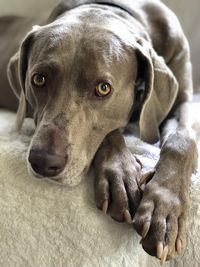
[{"xmin": 0, "ymin": 106, "xmax": 199, "ymax": 267}]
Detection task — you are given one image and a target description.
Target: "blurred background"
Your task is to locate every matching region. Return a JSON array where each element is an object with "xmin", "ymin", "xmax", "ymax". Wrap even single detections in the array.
[{"xmin": 0, "ymin": 0, "xmax": 199, "ymax": 91}]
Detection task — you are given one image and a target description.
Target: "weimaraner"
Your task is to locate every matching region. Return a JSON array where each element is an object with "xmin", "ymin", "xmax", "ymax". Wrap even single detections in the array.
[{"xmin": 0, "ymin": 0, "xmax": 198, "ymax": 264}]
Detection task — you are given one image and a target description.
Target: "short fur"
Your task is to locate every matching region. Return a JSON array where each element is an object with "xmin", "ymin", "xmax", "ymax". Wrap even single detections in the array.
[{"xmin": 0, "ymin": 0, "xmax": 198, "ymax": 262}]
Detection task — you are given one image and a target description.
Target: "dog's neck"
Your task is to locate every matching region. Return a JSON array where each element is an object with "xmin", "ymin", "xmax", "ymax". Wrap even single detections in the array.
[
  {"xmin": 94, "ymin": 1, "xmax": 134, "ymax": 16},
  {"xmin": 47, "ymin": 0, "xmax": 144, "ymax": 25}
]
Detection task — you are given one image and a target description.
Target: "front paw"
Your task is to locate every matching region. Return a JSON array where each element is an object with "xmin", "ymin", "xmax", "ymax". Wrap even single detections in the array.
[
  {"xmin": 94, "ymin": 151, "xmax": 142, "ymax": 223},
  {"xmin": 133, "ymin": 181, "xmax": 189, "ymax": 264}
]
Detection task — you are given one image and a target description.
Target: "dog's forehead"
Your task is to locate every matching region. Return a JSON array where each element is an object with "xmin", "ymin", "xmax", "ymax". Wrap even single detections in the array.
[
  {"xmin": 28, "ymin": 6, "xmax": 139, "ymax": 88},
  {"xmin": 29, "ymin": 20, "xmax": 135, "ymax": 77},
  {"xmin": 30, "ymin": 5, "xmax": 138, "ymax": 61},
  {"xmin": 32, "ymin": 24, "xmax": 126, "ymax": 58}
]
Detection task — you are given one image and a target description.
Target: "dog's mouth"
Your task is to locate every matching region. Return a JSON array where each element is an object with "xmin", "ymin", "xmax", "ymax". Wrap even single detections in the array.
[{"xmin": 27, "ymin": 160, "xmax": 89, "ymax": 186}]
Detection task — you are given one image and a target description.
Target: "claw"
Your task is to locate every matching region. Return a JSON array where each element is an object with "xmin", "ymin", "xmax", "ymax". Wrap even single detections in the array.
[
  {"xmin": 157, "ymin": 242, "xmax": 164, "ymax": 259},
  {"xmin": 102, "ymin": 199, "xmax": 108, "ymax": 214},
  {"xmin": 160, "ymin": 245, "xmax": 169, "ymax": 265},
  {"xmin": 142, "ymin": 221, "xmax": 151, "ymax": 238},
  {"xmin": 139, "ymin": 169, "xmax": 155, "ymax": 186},
  {"xmin": 176, "ymin": 238, "xmax": 182, "ymax": 254},
  {"xmin": 124, "ymin": 210, "xmax": 132, "ymax": 224}
]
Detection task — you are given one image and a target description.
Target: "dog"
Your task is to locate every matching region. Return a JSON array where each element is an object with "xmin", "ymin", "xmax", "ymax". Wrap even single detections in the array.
[{"xmin": 0, "ymin": 0, "xmax": 198, "ymax": 263}]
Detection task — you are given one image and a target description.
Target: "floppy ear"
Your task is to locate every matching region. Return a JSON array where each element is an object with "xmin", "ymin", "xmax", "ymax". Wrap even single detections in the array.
[
  {"xmin": 7, "ymin": 52, "xmax": 26, "ymax": 131},
  {"xmin": 135, "ymin": 38, "xmax": 178, "ymax": 144},
  {"xmin": 7, "ymin": 27, "xmax": 39, "ymax": 131}
]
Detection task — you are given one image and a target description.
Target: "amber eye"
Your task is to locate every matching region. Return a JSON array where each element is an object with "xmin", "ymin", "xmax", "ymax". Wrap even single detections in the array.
[
  {"xmin": 95, "ymin": 82, "xmax": 112, "ymax": 97},
  {"xmin": 32, "ymin": 73, "xmax": 46, "ymax": 87}
]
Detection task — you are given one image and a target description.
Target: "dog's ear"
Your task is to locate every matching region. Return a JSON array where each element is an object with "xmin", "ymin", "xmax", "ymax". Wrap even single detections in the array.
[
  {"xmin": 7, "ymin": 51, "xmax": 27, "ymax": 131},
  {"xmin": 135, "ymin": 38, "xmax": 178, "ymax": 143},
  {"xmin": 7, "ymin": 26, "xmax": 39, "ymax": 131}
]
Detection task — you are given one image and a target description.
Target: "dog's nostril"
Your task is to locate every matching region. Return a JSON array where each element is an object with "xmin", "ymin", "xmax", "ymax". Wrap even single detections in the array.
[{"xmin": 28, "ymin": 149, "xmax": 67, "ymax": 177}]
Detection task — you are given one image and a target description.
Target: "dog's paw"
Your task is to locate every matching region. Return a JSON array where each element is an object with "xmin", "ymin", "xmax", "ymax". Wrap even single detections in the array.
[
  {"xmin": 94, "ymin": 150, "xmax": 142, "ymax": 223},
  {"xmin": 133, "ymin": 180, "xmax": 189, "ymax": 264}
]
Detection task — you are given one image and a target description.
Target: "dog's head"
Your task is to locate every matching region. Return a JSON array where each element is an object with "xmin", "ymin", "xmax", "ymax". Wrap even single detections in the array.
[{"xmin": 7, "ymin": 5, "xmax": 178, "ymax": 186}]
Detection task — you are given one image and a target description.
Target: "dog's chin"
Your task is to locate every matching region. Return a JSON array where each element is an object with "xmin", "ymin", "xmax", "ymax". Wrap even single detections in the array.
[{"xmin": 27, "ymin": 164, "xmax": 88, "ymax": 187}]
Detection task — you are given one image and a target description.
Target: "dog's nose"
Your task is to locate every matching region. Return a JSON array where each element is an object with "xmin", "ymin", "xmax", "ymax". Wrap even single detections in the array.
[{"xmin": 28, "ymin": 150, "xmax": 67, "ymax": 177}]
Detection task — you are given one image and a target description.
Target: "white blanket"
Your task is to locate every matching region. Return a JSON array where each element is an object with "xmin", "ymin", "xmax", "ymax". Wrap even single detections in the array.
[{"xmin": 0, "ymin": 109, "xmax": 199, "ymax": 267}]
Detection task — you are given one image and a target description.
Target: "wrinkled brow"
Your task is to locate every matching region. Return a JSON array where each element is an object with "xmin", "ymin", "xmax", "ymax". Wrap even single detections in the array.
[{"xmin": 29, "ymin": 60, "xmax": 61, "ymax": 73}]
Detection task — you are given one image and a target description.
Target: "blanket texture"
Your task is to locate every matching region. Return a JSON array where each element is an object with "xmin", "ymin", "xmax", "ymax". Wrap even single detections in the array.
[{"xmin": 0, "ymin": 108, "xmax": 199, "ymax": 267}]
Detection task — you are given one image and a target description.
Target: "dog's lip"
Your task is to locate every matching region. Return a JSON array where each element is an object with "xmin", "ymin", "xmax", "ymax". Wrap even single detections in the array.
[
  {"xmin": 28, "ymin": 165, "xmax": 44, "ymax": 179},
  {"xmin": 28, "ymin": 162, "xmax": 89, "ymax": 185},
  {"xmin": 28, "ymin": 164, "xmax": 64, "ymax": 182},
  {"xmin": 35, "ymin": 172, "xmax": 63, "ymax": 182},
  {"xmin": 45, "ymin": 177, "xmax": 64, "ymax": 185},
  {"xmin": 46, "ymin": 176, "xmax": 63, "ymax": 183}
]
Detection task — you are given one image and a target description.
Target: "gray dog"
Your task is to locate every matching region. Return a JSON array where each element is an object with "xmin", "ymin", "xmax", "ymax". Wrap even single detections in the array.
[{"xmin": 0, "ymin": 0, "xmax": 198, "ymax": 263}]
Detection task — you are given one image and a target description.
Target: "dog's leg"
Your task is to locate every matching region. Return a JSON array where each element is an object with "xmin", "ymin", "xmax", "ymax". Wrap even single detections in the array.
[
  {"xmin": 133, "ymin": 101, "xmax": 198, "ymax": 263},
  {"xmin": 93, "ymin": 129, "xmax": 142, "ymax": 223},
  {"xmin": 132, "ymin": 33, "xmax": 199, "ymax": 262}
]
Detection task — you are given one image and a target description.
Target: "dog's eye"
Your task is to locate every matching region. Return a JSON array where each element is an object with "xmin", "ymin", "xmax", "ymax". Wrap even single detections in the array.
[
  {"xmin": 32, "ymin": 74, "xmax": 46, "ymax": 87},
  {"xmin": 95, "ymin": 82, "xmax": 112, "ymax": 97}
]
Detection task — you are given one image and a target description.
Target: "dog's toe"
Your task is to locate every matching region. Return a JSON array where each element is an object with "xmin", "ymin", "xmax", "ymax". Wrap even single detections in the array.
[
  {"xmin": 94, "ymin": 161, "xmax": 141, "ymax": 223},
  {"xmin": 95, "ymin": 168, "xmax": 131, "ymax": 222},
  {"xmin": 95, "ymin": 177, "xmax": 110, "ymax": 214}
]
